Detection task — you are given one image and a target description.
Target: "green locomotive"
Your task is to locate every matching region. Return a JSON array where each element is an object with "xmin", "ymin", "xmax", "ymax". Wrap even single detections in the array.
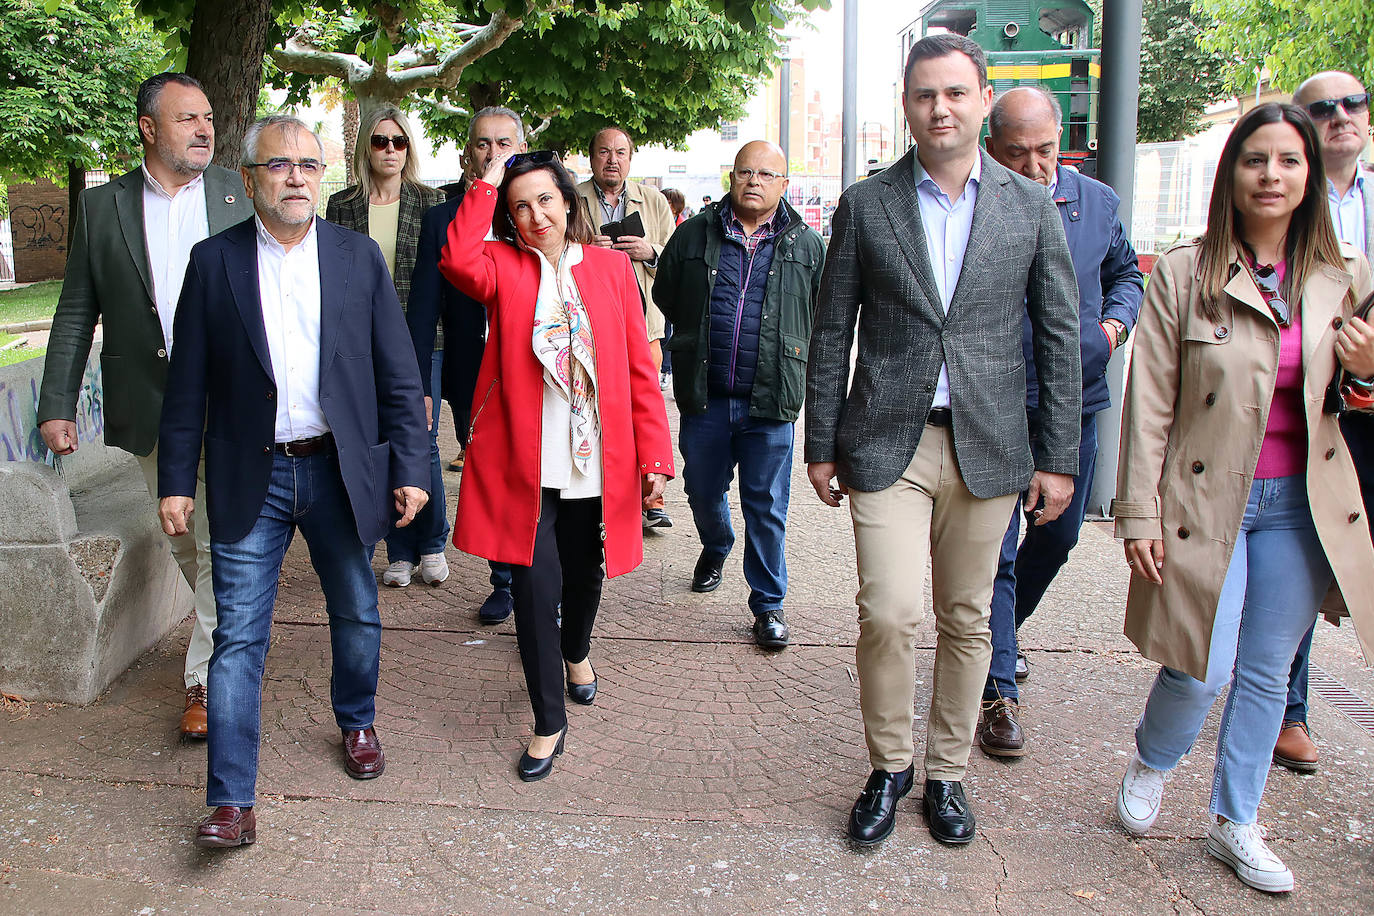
[{"xmin": 905, "ymin": 0, "xmax": 1101, "ymax": 165}]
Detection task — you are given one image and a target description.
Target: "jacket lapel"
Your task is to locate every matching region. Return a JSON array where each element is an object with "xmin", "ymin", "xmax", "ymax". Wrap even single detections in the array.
[
  {"xmin": 1299, "ymin": 263, "xmax": 1352, "ymax": 374},
  {"xmin": 878, "ymin": 151, "xmax": 944, "ymax": 312},
  {"xmin": 317, "ymin": 220, "xmax": 351, "ymax": 382},
  {"xmin": 224, "ymin": 221, "xmax": 274, "ymax": 379},
  {"xmin": 204, "ymin": 167, "xmax": 245, "ymax": 233},
  {"xmin": 948, "ymin": 151, "xmax": 1009, "ymax": 315},
  {"xmin": 112, "ymin": 169, "xmax": 155, "ymax": 302}
]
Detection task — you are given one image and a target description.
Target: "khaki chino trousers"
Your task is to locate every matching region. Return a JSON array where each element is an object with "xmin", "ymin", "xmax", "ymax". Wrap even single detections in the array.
[{"xmin": 848, "ymin": 423, "xmax": 1017, "ymax": 779}]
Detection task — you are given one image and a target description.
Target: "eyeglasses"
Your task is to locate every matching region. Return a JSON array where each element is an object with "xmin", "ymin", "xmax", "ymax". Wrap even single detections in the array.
[
  {"xmin": 370, "ymin": 134, "xmax": 409, "ymax": 151},
  {"xmin": 1304, "ymin": 92, "xmax": 1369, "ymax": 121},
  {"xmin": 507, "ymin": 150, "xmax": 559, "ymax": 168},
  {"xmin": 1252, "ymin": 264, "xmax": 1291, "ymax": 326},
  {"xmin": 733, "ymin": 167, "xmax": 785, "ymax": 184},
  {"xmin": 246, "ymin": 158, "xmax": 325, "ymax": 177}
]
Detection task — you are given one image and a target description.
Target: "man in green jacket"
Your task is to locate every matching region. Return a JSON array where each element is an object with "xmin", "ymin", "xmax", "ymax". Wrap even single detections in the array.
[
  {"xmin": 653, "ymin": 141, "xmax": 825, "ymax": 649},
  {"xmin": 37, "ymin": 73, "xmax": 254, "ymax": 738}
]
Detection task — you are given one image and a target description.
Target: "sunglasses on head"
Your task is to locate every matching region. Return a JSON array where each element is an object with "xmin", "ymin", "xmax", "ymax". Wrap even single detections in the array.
[
  {"xmin": 1304, "ymin": 92, "xmax": 1369, "ymax": 121},
  {"xmin": 370, "ymin": 134, "xmax": 409, "ymax": 151},
  {"xmin": 1252, "ymin": 264, "xmax": 1292, "ymax": 327},
  {"xmin": 507, "ymin": 150, "xmax": 559, "ymax": 168}
]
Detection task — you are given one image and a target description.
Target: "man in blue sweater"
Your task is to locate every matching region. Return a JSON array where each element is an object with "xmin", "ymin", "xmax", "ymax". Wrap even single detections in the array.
[
  {"xmin": 978, "ymin": 87, "xmax": 1143, "ymax": 756},
  {"xmin": 654, "ymin": 141, "xmax": 825, "ymax": 649}
]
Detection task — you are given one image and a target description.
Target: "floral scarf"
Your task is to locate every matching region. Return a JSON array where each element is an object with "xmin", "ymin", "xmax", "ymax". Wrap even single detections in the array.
[{"xmin": 532, "ymin": 245, "xmax": 598, "ymax": 476}]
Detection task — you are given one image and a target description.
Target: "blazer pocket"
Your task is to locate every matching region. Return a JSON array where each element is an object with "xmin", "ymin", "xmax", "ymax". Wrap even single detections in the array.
[{"xmin": 368, "ymin": 440, "xmax": 392, "ymax": 521}]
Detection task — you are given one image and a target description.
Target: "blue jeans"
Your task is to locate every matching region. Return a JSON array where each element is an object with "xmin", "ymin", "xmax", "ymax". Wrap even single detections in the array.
[
  {"xmin": 679, "ymin": 396, "xmax": 793, "ymax": 614},
  {"xmin": 1134, "ymin": 475, "xmax": 1332, "ymax": 824},
  {"xmin": 384, "ymin": 351, "xmax": 449, "ymax": 563},
  {"xmin": 985, "ymin": 413, "xmax": 1098, "ymax": 701},
  {"xmin": 206, "ymin": 452, "xmax": 382, "ymax": 807}
]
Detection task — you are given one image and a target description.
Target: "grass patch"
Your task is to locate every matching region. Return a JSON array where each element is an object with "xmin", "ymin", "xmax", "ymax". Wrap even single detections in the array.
[
  {"xmin": 0, "ymin": 280, "xmax": 62, "ymax": 326},
  {"xmin": 0, "ymin": 344, "xmax": 44, "ymax": 367}
]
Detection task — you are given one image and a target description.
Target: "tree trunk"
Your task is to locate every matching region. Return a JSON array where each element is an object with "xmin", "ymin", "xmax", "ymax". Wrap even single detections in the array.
[
  {"xmin": 186, "ymin": 0, "xmax": 272, "ymax": 169},
  {"xmin": 343, "ymin": 97, "xmax": 360, "ymax": 185},
  {"xmin": 67, "ymin": 160, "xmax": 86, "ymax": 250}
]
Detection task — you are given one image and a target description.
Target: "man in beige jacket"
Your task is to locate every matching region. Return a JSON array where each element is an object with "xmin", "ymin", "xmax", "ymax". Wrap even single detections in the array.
[{"xmin": 577, "ymin": 125, "xmax": 678, "ymax": 527}]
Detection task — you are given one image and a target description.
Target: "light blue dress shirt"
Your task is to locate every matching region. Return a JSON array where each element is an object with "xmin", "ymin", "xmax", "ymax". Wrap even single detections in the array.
[
  {"xmin": 913, "ymin": 153, "xmax": 982, "ymax": 409},
  {"xmin": 1328, "ymin": 170, "xmax": 1366, "ymax": 255}
]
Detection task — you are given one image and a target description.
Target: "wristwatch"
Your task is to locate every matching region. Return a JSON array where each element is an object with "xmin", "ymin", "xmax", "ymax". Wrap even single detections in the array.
[{"xmin": 1103, "ymin": 319, "xmax": 1128, "ymax": 348}]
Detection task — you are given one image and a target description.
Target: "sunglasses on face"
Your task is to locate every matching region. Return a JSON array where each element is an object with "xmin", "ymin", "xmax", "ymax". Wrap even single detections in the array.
[
  {"xmin": 1304, "ymin": 92, "xmax": 1369, "ymax": 121},
  {"xmin": 370, "ymin": 134, "xmax": 409, "ymax": 151},
  {"xmin": 506, "ymin": 150, "xmax": 559, "ymax": 168},
  {"xmin": 1252, "ymin": 264, "xmax": 1291, "ymax": 327}
]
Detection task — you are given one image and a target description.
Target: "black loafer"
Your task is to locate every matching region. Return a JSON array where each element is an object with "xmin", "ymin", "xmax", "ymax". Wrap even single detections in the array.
[
  {"xmin": 567, "ymin": 664, "xmax": 597, "ymax": 705},
  {"xmin": 923, "ymin": 779, "xmax": 976, "ymax": 845},
  {"xmin": 752, "ymin": 610, "xmax": 789, "ymax": 650},
  {"xmin": 478, "ymin": 588, "xmax": 514, "ymax": 624},
  {"xmin": 691, "ymin": 552, "xmax": 725, "ymax": 592},
  {"xmin": 517, "ymin": 729, "xmax": 566, "ymax": 782},
  {"xmin": 847, "ymin": 765, "xmax": 914, "ymax": 846}
]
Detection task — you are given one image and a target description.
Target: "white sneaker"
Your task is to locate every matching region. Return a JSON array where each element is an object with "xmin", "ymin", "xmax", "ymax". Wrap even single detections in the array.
[
  {"xmin": 1206, "ymin": 819, "xmax": 1294, "ymax": 893},
  {"xmin": 1116, "ymin": 755, "xmax": 1166, "ymax": 835},
  {"xmin": 419, "ymin": 552, "xmax": 450, "ymax": 585},
  {"xmin": 382, "ymin": 560, "xmax": 415, "ymax": 587}
]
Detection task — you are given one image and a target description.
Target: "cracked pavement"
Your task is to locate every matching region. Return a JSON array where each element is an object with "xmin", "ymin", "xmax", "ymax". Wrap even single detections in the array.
[{"xmin": 2, "ymin": 397, "xmax": 1371, "ymax": 914}]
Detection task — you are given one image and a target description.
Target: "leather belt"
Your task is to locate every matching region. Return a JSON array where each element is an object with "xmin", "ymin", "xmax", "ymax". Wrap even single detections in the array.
[
  {"xmin": 274, "ymin": 432, "xmax": 335, "ymax": 457},
  {"xmin": 926, "ymin": 407, "xmax": 952, "ymax": 428}
]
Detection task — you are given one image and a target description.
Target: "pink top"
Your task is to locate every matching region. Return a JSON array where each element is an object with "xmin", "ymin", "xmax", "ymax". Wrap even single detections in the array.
[{"xmin": 1254, "ymin": 261, "xmax": 1307, "ymax": 479}]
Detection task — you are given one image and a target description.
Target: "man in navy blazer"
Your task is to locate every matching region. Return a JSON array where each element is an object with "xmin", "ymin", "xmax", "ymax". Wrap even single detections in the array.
[
  {"xmin": 157, "ymin": 115, "xmax": 429, "ymax": 849},
  {"xmin": 977, "ymin": 87, "xmax": 1143, "ymax": 757}
]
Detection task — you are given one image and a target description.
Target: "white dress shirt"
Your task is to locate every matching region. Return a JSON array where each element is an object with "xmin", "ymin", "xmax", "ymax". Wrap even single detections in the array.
[
  {"xmin": 255, "ymin": 216, "xmax": 329, "ymax": 442},
  {"xmin": 141, "ymin": 164, "xmax": 209, "ymax": 353},
  {"xmin": 1328, "ymin": 170, "xmax": 1367, "ymax": 255},
  {"xmin": 913, "ymin": 154, "xmax": 982, "ymax": 409}
]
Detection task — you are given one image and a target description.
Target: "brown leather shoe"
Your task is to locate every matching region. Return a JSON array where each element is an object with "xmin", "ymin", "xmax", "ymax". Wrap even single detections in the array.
[
  {"xmin": 342, "ymin": 726, "xmax": 385, "ymax": 779},
  {"xmin": 180, "ymin": 685, "xmax": 208, "ymax": 739},
  {"xmin": 1273, "ymin": 721, "xmax": 1318, "ymax": 773},
  {"xmin": 196, "ymin": 806, "xmax": 256, "ymax": 848},
  {"xmin": 977, "ymin": 698, "xmax": 1027, "ymax": 758}
]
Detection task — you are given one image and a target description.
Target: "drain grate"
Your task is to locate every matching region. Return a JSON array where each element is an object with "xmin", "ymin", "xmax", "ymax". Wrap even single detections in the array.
[{"xmin": 1309, "ymin": 665, "xmax": 1374, "ymax": 738}]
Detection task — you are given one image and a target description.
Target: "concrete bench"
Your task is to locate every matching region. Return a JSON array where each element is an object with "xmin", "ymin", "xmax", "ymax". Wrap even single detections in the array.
[{"xmin": 0, "ymin": 344, "xmax": 188, "ymax": 704}]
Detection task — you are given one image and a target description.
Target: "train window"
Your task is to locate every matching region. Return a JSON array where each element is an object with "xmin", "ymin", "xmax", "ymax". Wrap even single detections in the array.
[
  {"xmin": 1039, "ymin": 7, "xmax": 1089, "ymax": 49},
  {"xmin": 927, "ymin": 8, "xmax": 978, "ymax": 36}
]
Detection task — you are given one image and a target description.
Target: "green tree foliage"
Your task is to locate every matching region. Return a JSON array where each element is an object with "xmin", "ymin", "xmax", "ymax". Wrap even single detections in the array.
[
  {"xmin": 1195, "ymin": 0, "xmax": 1374, "ymax": 93},
  {"xmin": 1090, "ymin": 0, "xmax": 1229, "ymax": 143},
  {"xmin": 268, "ymin": 0, "xmax": 822, "ymax": 152},
  {"xmin": 0, "ymin": 0, "xmax": 164, "ymax": 182}
]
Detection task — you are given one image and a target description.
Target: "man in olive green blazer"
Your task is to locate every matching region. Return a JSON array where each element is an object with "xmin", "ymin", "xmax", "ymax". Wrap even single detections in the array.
[{"xmin": 37, "ymin": 73, "xmax": 254, "ymax": 738}]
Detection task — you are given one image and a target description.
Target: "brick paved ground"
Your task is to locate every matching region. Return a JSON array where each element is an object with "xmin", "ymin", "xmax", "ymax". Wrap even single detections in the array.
[{"xmin": 3, "ymin": 395, "xmax": 1372, "ymax": 914}]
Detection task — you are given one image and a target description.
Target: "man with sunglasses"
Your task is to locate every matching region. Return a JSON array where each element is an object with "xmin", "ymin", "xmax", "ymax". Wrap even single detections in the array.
[
  {"xmin": 576, "ymin": 125, "xmax": 678, "ymax": 529},
  {"xmin": 654, "ymin": 141, "xmax": 825, "ymax": 650},
  {"xmin": 157, "ymin": 115, "xmax": 430, "ymax": 848},
  {"xmin": 1277, "ymin": 72, "xmax": 1374, "ymax": 775},
  {"xmin": 409, "ymin": 106, "xmax": 527, "ymax": 625},
  {"xmin": 37, "ymin": 73, "xmax": 254, "ymax": 740}
]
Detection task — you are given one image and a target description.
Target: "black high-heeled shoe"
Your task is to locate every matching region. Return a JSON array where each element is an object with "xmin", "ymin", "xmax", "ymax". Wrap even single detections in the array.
[
  {"xmin": 517, "ymin": 728, "xmax": 567, "ymax": 782},
  {"xmin": 566, "ymin": 663, "xmax": 598, "ymax": 705}
]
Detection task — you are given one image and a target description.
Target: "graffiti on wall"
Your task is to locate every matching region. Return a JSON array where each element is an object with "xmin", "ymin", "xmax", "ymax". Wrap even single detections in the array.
[
  {"xmin": 11, "ymin": 204, "xmax": 66, "ymax": 249},
  {"xmin": 0, "ymin": 358, "xmax": 104, "ymax": 464}
]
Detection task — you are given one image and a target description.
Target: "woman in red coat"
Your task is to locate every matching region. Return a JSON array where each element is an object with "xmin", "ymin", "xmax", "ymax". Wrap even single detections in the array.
[{"xmin": 439, "ymin": 151, "xmax": 673, "ymax": 781}]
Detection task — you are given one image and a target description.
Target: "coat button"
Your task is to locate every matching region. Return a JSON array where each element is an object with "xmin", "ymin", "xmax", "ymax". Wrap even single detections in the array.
[
  {"xmin": 157, "ymin": 348, "xmax": 167, "ymax": 358},
  {"xmin": 1191, "ymin": 461, "xmax": 1204, "ymax": 473},
  {"xmin": 1177, "ymin": 527, "xmax": 1190, "ymax": 539},
  {"xmin": 267, "ymin": 391, "xmax": 275, "ymax": 400},
  {"xmin": 1350, "ymin": 512, "xmax": 1362, "ymax": 524},
  {"xmin": 1326, "ymin": 448, "xmax": 1336, "ymax": 460},
  {"xmin": 1205, "ymin": 392, "xmax": 1216, "ymax": 406},
  {"xmin": 1214, "ymin": 327, "xmax": 1229, "ymax": 339},
  {"xmin": 1333, "ymin": 317, "xmax": 1344, "ymax": 329},
  {"xmin": 262, "ymin": 446, "xmax": 270, "ymax": 454}
]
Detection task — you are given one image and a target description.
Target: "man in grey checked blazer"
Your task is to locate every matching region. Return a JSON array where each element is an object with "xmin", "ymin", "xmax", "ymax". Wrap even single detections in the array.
[{"xmin": 805, "ymin": 34, "xmax": 1081, "ymax": 848}]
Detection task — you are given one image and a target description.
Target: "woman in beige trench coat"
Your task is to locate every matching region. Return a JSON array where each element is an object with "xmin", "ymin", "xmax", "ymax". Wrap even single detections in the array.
[{"xmin": 1109, "ymin": 103, "xmax": 1374, "ymax": 894}]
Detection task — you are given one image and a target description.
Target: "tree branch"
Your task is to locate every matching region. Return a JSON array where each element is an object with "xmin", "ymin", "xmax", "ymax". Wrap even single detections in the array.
[
  {"xmin": 527, "ymin": 110, "xmax": 560, "ymax": 140},
  {"xmin": 417, "ymin": 97, "xmax": 472, "ymax": 121},
  {"xmin": 390, "ymin": 3, "xmax": 553, "ymax": 95},
  {"xmin": 271, "ymin": 33, "xmax": 369, "ymax": 84}
]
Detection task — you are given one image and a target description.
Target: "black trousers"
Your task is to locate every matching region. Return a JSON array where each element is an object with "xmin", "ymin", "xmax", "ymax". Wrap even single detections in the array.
[{"xmin": 510, "ymin": 488, "xmax": 605, "ymax": 736}]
